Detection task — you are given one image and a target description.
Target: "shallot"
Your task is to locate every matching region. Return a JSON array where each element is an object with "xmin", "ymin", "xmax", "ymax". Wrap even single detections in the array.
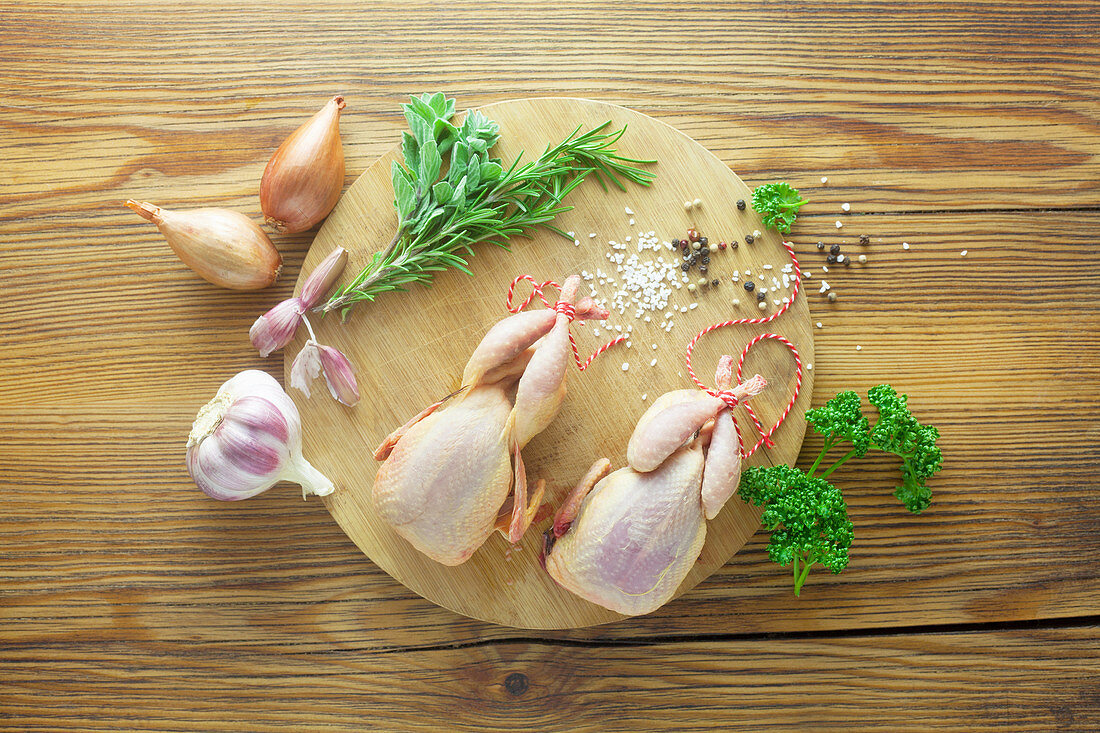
[
  {"xmin": 125, "ymin": 200, "xmax": 281, "ymax": 290},
  {"xmin": 260, "ymin": 95, "xmax": 347, "ymax": 233}
]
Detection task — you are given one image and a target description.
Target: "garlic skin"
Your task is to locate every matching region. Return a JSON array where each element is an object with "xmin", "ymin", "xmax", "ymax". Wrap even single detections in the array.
[
  {"xmin": 260, "ymin": 96, "xmax": 347, "ymax": 233},
  {"xmin": 187, "ymin": 370, "xmax": 334, "ymax": 500},
  {"xmin": 126, "ymin": 200, "xmax": 281, "ymax": 290}
]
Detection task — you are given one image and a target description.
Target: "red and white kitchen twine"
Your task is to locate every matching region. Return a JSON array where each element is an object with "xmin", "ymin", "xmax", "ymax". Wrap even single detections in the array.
[
  {"xmin": 685, "ymin": 239, "xmax": 804, "ymax": 459},
  {"xmin": 505, "ymin": 275, "xmax": 626, "ymax": 371},
  {"xmin": 504, "ymin": 239, "xmax": 804, "ymax": 457}
]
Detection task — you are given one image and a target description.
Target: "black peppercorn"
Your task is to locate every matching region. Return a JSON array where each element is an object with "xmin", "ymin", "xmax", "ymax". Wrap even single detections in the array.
[
  {"xmin": 743, "ymin": 281, "xmax": 754, "ymax": 291},
  {"xmin": 681, "ymin": 262, "xmax": 690, "ymax": 272},
  {"xmin": 859, "ymin": 234, "xmax": 870, "ymax": 245},
  {"xmin": 826, "ymin": 254, "xmax": 837, "ymax": 264},
  {"xmin": 745, "ymin": 234, "xmax": 755, "ymax": 244},
  {"xmin": 712, "ymin": 279, "xmax": 720, "ymax": 286},
  {"xmin": 817, "ymin": 241, "xmax": 825, "ymax": 250},
  {"xmin": 736, "ymin": 199, "xmax": 746, "ymax": 210},
  {"xmin": 699, "ymin": 237, "xmax": 708, "ymax": 247},
  {"xmin": 701, "ymin": 256, "xmax": 710, "ymax": 265},
  {"xmin": 757, "ymin": 291, "xmax": 766, "ymax": 301},
  {"xmin": 730, "ymin": 241, "xmax": 738, "ymax": 249},
  {"xmin": 843, "ymin": 255, "xmax": 852, "ymax": 266},
  {"xmin": 830, "ymin": 243, "xmax": 841, "ymax": 255}
]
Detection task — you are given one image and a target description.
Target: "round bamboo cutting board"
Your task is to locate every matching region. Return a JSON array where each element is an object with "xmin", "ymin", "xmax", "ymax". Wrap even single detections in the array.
[{"xmin": 286, "ymin": 98, "xmax": 814, "ymax": 629}]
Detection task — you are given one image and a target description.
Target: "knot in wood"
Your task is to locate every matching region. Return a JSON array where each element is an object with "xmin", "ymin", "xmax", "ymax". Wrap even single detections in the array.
[{"xmin": 503, "ymin": 672, "xmax": 529, "ymax": 696}]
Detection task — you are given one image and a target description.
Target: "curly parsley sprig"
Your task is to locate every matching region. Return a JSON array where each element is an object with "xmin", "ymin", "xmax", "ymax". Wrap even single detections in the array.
[
  {"xmin": 740, "ymin": 385, "xmax": 943, "ymax": 595},
  {"xmin": 321, "ymin": 93, "xmax": 655, "ymax": 318},
  {"xmin": 751, "ymin": 182, "xmax": 807, "ymax": 234}
]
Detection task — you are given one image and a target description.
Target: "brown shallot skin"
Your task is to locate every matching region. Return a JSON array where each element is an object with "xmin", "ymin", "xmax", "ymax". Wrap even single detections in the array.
[
  {"xmin": 125, "ymin": 200, "xmax": 281, "ymax": 290},
  {"xmin": 260, "ymin": 95, "xmax": 347, "ymax": 233}
]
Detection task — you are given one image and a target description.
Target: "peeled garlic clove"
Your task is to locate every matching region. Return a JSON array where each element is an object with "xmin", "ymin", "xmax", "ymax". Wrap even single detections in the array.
[
  {"xmin": 187, "ymin": 370, "xmax": 334, "ymax": 500},
  {"xmin": 260, "ymin": 95, "xmax": 347, "ymax": 233},
  {"xmin": 299, "ymin": 247, "xmax": 348, "ymax": 309},
  {"xmin": 250, "ymin": 297, "xmax": 305, "ymax": 357},
  {"xmin": 126, "ymin": 200, "xmax": 282, "ymax": 290}
]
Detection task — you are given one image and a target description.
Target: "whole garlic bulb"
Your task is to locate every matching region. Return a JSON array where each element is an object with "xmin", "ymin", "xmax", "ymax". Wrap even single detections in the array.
[{"xmin": 187, "ymin": 370, "xmax": 334, "ymax": 500}]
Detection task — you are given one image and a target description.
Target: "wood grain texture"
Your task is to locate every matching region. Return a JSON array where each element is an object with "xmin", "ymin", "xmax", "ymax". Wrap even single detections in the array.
[
  {"xmin": 2, "ymin": 0, "xmax": 1099, "ymax": 729},
  {"xmin": 2, "ymin": 626, "xmax": 1097, "ymax": 732},
  {"xmin": 290, "ymin": 98, "xmax": 813, "ymax": 628}
]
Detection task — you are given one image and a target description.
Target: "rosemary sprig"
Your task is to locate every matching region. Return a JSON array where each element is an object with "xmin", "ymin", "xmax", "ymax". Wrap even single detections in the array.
[{"xmin": 321, "ymin": 93, "xmax": 655, "ymax": 318}]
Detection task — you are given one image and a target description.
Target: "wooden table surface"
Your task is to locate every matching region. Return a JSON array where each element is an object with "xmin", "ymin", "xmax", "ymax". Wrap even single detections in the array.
[{"xmin": 3, "ymin": 1, "xmax": 1098, "ymax": 730}]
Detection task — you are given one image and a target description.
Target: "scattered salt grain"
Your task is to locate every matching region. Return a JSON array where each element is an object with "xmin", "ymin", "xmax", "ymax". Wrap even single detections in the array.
[
  {"xmin": 856, "ymin": 345, "xmax": 862, "ymax": 351},
  {"xmin": 624, "ymin": 206, "xmax": 634, "ymax": 215},
  {"xmin": 693, "ymin": 198, "xmax": 702, "ymax": 207},
  {"xmin": 821, "ymin": 176, "xmax": 828, "ymax": 183},
  {"xmin": 807, "ymin": 363, "xmax": 813, "ymax": 370},
  {"xmin": 589, "ymin": 232, "xmax": 597, "ymax": 238},
  {"xmin": 652, "ymin": 343, "xmax": 658, "ymax": 350},
  {"xmin": 689, "ymin": 303, "xmax": 699, "ymax": 310},
  {"xmin": 961, "ymin": 250, "xmax": 968, "ymax": 257},
  {"xmin": 650, "ymin": 358, "xmax": 657, "ymax": 367},
  {"xmin": 622, "ymin": 362, "xmax": 630, "ymax": 371},
  {"xmin": 902, "ymin": 242, "xmax": 910, "ymax": 250},
  {"xmin": 835, "ymin": 220, "xmax": 843, "ymax": 229},
  {"xmin": 641, "ymin": 393, "xmax": 647, "ymax": 401},
  {"xmin": 841, "ymin": 202, "xmax": 850, "ymax": 212},
  {"xmin": 819, "ymin": 281, "xmax": 831, "ymax": 293},
  {"xmin": 629, "ymin": 218, "xmax": 635, "ymax": 225},
  {"xmin": 816, "ymin": 321, "xmax": 823, "ymax": 329}
]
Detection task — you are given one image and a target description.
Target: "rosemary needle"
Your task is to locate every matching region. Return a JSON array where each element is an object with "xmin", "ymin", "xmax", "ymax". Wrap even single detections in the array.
[{"xmin": 321, "ymin": 93, "xmax": 655, "ymax": 318}]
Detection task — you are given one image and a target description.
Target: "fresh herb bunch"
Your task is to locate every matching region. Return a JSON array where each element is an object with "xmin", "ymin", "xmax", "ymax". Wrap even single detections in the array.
[
  {"xmin": 751, "ymin": 182, "xmax": 807, "ymax": 234},
  {"xmin": 322, "ymin": 93, "xmax": 655, "ymax": 317},
  {"xmin": 739, "ymin": 384, "xmax": 943, "ymax": 595},
  {"xmin": 739, "ymin": 464, "xmax": 854, "ymax": 597}
]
